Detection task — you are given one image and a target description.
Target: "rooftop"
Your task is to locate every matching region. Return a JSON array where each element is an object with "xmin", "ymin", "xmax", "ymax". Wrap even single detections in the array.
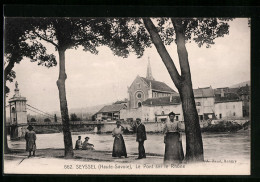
[
  {"xmin": 140, "ymin": 77, "xmax": 176, "ymax": 93},
  {"xmin": 142, "ymin": 96, "xmax": 181, "ymax": 106},
  {"xmin": 215, "ymin": 92, "xmax": 241, "ymax": 103},
  {"xmin": 97, "ymin": 103, "xmax": 127, "ymax": 113},
  {"xmin": 193, "ymin": 87, "xmax": 214, "ymax": 98}
]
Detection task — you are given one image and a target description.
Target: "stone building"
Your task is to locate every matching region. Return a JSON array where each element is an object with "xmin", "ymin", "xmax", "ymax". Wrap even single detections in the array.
[{"xmin": 8, "ymin": 81, "xmax": 28, "ymax": 140}]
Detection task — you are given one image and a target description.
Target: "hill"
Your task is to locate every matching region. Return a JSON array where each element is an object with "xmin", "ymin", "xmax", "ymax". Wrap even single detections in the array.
[{"xmin": 230, "ymin": 81, "xmax": 250, "ymax": 88}]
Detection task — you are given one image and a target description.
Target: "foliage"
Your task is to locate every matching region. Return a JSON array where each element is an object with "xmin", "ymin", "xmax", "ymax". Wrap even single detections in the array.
[
  {"xmin": 44, "ymin": 118, "xmax": 51, "ymax": 122},
  {"xmin": 154, "ymin": 18, "xmax": 232, "ymax": 48},
  {"xmin": 4, "ymin": 18, "xmax": 57, "ymax": 91},
  {"xmin": 70, "ymin": 113, "xmax": 81, "ymax": 121},
  {"xmin": 30, "ymin": 118, "xmax": 36, "ymax": 122}
]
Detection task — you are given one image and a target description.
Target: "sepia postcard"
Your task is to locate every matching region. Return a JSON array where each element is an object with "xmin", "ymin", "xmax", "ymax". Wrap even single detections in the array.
[{"xmin": 3, "ymin": 15, "xmax": 250, "ymax": 175}]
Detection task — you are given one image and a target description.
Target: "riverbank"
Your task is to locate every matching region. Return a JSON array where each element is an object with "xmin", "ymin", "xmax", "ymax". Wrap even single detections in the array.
[{"xmin": 29, "ymin": 120, "xmax": 250, "ymax": 134}]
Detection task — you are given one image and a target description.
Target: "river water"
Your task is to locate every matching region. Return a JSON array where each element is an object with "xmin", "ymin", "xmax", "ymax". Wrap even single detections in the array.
[{"xmin": 8, "ymin": 130, "xmax": 250, "ymax": 164}]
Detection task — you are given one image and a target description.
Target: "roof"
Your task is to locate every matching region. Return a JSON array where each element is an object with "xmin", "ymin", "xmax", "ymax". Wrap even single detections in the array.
[
  {"xmin": 97, "ymin": 103, "xmax": 126, "ymax": 113},
  {"xmin": 114, "ymin": 100, "xmax": 128, "ymax": 104},
  {"xmin": 237, "ymin": 85, "xmax": 250, "ymax": 95},
  {"xmin": 140, "ymin": 77, "xmax": 176, "ymax": 93},
  {"xmin": 142, "ymin": 96, "xmax": 181, "ymax": 106},
  {"xmin": 193, "ymin": 87, "xmax": 214, "ymax": 98},
  {"xmin": 215, "ymin": 93, "xmax": 241, "ymax": 103}
]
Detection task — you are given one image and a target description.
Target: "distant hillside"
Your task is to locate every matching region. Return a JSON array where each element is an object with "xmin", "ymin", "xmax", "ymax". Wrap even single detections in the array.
[
  {"xmin": 230, "ymin": 81, "xmax": 250, "ymax": 88},
  {"xmin": 69, "ymin": 103, "xmax": 111, "ymax": 115}
]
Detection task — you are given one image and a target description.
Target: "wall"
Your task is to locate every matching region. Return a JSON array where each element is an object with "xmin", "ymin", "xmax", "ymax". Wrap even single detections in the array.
[
  {"xmin": 215, "ymin": 101, "xmax": 243, "ymax": 119},
  {"xmin": 142, "ymin": 104, "xmax": 183, "ymax": 122},
  {"xmin": 128, "ymin": 76, "xmax": 149, "ymax": 109},
  {"xmin": 195, "ymin": 97, "xmax": 215, "ymax": 116},
  {"xmin": 120, "ymin": 108, "xmax": 142, "ymax": 121}
]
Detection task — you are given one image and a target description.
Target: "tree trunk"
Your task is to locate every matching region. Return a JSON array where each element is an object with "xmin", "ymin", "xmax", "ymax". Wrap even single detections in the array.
[
  {"xmin": 56, "ymin": 48, "xmax": 74, "ymax": 158},
  {"xmin": 179, "ymin": 83, "xmax": 204, "ymax": 161},
  {"xmin": 172, "ymin": 18, "xmax": 204, "ymax": 162},
  {"xmin": 143, "ymin": 17, "xmax": 204, "ymax": 162},
  {"xmin": 4, "ymin": 80, "xmax": 10, "ymax": 154}
]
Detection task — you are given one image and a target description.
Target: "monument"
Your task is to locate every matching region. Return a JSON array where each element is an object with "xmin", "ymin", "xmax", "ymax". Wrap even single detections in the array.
[{"xmin": 8, "ymin": 81, "xmax": 27, "ymax": 140}]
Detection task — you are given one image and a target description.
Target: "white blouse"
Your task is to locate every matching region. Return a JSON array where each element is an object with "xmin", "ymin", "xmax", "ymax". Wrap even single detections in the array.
[
  {"xmin": 163, "ymin": 120, "xmax": 180, "ymax": 134},
  {"xmin": 112, "ymin": 126, "xmax": 124, "ymax": 136}
]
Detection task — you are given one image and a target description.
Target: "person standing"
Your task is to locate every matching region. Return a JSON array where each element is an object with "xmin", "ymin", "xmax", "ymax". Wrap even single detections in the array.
[
  {"xmin": 163, "ymin": 112, "xmax": 184, "ymax": 163},
  {"xmin": 75, "ymin": 136, "xmax": 83, "ymax": 150},
  {"xmin": 25, "ymin": 125, "xmax": 36, "ymax": 157},
  {"xmin": 136, "ymin": 118, "xmax": 147, "ymax": 159},
  {"xmin": 112, "ymin": 120, "xmax": 127, "ymax": 158}
]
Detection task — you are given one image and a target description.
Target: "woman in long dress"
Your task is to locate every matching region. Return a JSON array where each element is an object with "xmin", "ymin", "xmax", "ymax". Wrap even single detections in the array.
[
  {"xmin": 112, "ymin": 120, "xmax": 127, "ymax": 158},
  {"xmin": 25, "ymin": 125, "xmax": 37, "ymax": 157},
  {"xmin": 163, "ymin": 112, "xmax": 184, "ymax": 163}
]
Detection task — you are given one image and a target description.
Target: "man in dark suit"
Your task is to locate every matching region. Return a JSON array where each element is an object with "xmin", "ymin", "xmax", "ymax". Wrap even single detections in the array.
[{"xmin": 136, "ymin": 118, "xmax": 147, "ymax": 159}]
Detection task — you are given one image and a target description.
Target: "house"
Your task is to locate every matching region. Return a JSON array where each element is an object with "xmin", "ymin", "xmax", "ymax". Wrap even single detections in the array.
[
  {"xmin": 214, "ymin": 92, "xmax": 243, "ymax": 119},
  {"xmin": 95, "ymin": 103, "xmax": 127, "ymax": 121},
  {"xmin": 193, "ymin": 86, "xmax": 215, "ymax": 120}
]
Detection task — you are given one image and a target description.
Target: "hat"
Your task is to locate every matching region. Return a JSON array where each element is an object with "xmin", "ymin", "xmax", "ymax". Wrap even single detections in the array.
[
  {"xmin": 136, "ymin": 118, "xmax": 141, "ymax": 121},
  {"xmin": 27, "ymin": 125, "xmax": 33, "ymax": 130},
  {"xmin": 168, "ymin": 112, "xmax": 176, "ymax": 117},
  {"xmin": 85, "ymin": 137, "xmax": 89, "ymax": 139}
]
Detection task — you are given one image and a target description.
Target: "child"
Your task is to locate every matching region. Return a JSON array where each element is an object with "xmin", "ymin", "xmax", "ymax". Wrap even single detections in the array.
[{"xmin": 25, "ymin": 125, "xmax": 36, "ymax": 157}]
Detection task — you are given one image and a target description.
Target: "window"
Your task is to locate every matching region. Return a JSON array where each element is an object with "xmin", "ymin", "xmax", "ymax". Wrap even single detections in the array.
[
  {"xmin": 197, "ymin": 109, "xmax": 200, "ymax": 113},
  {"xmin": 161, "ymin": 111, "xmax": 165, "ymax": 115},
  {"xmin": 137, "ymin": 93, "xmax": 142, "ymax": 98},
  {"xmin": 233, "ymin": 112, "xmax": 236, "ymax": 116},
  {"xmin": 138, "ymin": 102, "xmax": 142, "ymax": 107},
  {"xmin": 196, "ymin": 102, "xmax": 201, "ymax": 106},
  {"xmin": 137, "ymin": 83, "xmax": 141, "ymax": 88},
  {"xmin": 219, "ymin": 114, "xmax": 222, "ymax": 119},
  {"xmin": 175, "ymin": 116, "xmax": 179, "ymax": 121}
]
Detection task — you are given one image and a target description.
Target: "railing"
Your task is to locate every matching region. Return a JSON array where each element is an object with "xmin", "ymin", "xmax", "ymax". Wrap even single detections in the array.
[{"xmin": 6, "ymin": 121, "xmax": 104, "ymax": 127}]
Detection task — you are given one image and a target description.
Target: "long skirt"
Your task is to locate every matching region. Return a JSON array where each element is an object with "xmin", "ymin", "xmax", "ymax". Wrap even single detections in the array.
[
  {"xmin": 164, "ymin": 132, "xmax": 184, "ymax": 163},
  {"xmin": 112, "ymin": 134, "xmax": 127, "ymax": 157}
]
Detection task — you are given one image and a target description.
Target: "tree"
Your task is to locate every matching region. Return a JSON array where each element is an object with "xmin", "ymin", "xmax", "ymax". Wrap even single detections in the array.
[
  {"xmin": 30, "ymin": 118, "xmax": 37, "ymax": 123},
  {"xmin": 19, "ymin": 17, "xmax": 150, "ymax": 158},
  {"xmin": 142, "ymin": 18, "xmax": 232, "ymax": 162},
  {"xmin": 44, "ymin": 118, "xmax": 51, "ymax": 122},
  {"xmin": 70, "ymin": 113, "xmax": 80, "ymax": 121},
  {"xmin": 4, "ymin": 18, "xmax": 56, "ymax": 154},
  {"xmin": 54, "ymin": 114, "xmax": 58, "ymax": 122}
]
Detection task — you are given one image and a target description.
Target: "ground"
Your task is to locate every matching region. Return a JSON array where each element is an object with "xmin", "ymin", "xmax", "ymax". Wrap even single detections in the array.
[{"xmin": 4, "ymin": 148, "xmax": 249, "ymax": 175}]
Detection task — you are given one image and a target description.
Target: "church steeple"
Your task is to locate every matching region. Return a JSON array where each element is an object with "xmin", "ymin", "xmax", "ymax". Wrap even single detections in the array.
[{"xmin": 146, "ymin": 57, "xmax": 155, "ymax": 80}]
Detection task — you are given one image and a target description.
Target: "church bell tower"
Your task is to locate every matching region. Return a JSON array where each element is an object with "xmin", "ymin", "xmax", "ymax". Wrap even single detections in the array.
[{"xmin": 146, "ymin": 57, "xmax": 155, "ymax": 81}]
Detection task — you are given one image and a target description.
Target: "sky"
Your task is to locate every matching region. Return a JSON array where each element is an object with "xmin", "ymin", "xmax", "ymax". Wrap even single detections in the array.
[{"xmin": 5, "ymin": 18, "xmax": 250, "ymax": 114}]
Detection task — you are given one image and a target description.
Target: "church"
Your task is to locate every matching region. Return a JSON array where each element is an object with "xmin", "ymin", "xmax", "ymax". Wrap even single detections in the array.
[{"xmin": 97, "ymin": 58, "xmax": 243, "ymax": 122}]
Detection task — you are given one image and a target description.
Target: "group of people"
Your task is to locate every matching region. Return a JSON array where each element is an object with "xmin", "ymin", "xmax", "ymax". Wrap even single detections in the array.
[
  {"xmin": 75, "ymin": 136, "xmax": 95, "ymax": 150},
  {"xmin": 25, "ymin": 111, "xmax": 184, "ymax": 163},
  {"xmin": 111, "ymin": 118, "xmax": 147, "ymax": 159},
  {"xmin": 111, "ymin": 112, "xmax": 184, "ymax": 163}
]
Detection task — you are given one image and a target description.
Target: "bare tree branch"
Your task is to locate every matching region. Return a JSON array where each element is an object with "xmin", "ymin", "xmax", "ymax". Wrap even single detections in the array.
[{"xmin": 34, "ymin": 31, "xmax": 58, "ymax": 47}]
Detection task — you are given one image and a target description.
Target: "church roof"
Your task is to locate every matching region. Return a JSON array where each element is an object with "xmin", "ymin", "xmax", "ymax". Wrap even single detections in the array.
[
  {"xmin": 193, "ymin": 87, "xmax": 214, "ymax": 98},
  {"xmin": 97, "ymin": 103, "xmax": 127, "ymax": 113},
  {"xmin": 142, "ymin": 96, "xmax": 181, "ymax": 106},
  {"xmin": 140, "ymin": 77, "xmax": 176, "ymax": 93}
]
